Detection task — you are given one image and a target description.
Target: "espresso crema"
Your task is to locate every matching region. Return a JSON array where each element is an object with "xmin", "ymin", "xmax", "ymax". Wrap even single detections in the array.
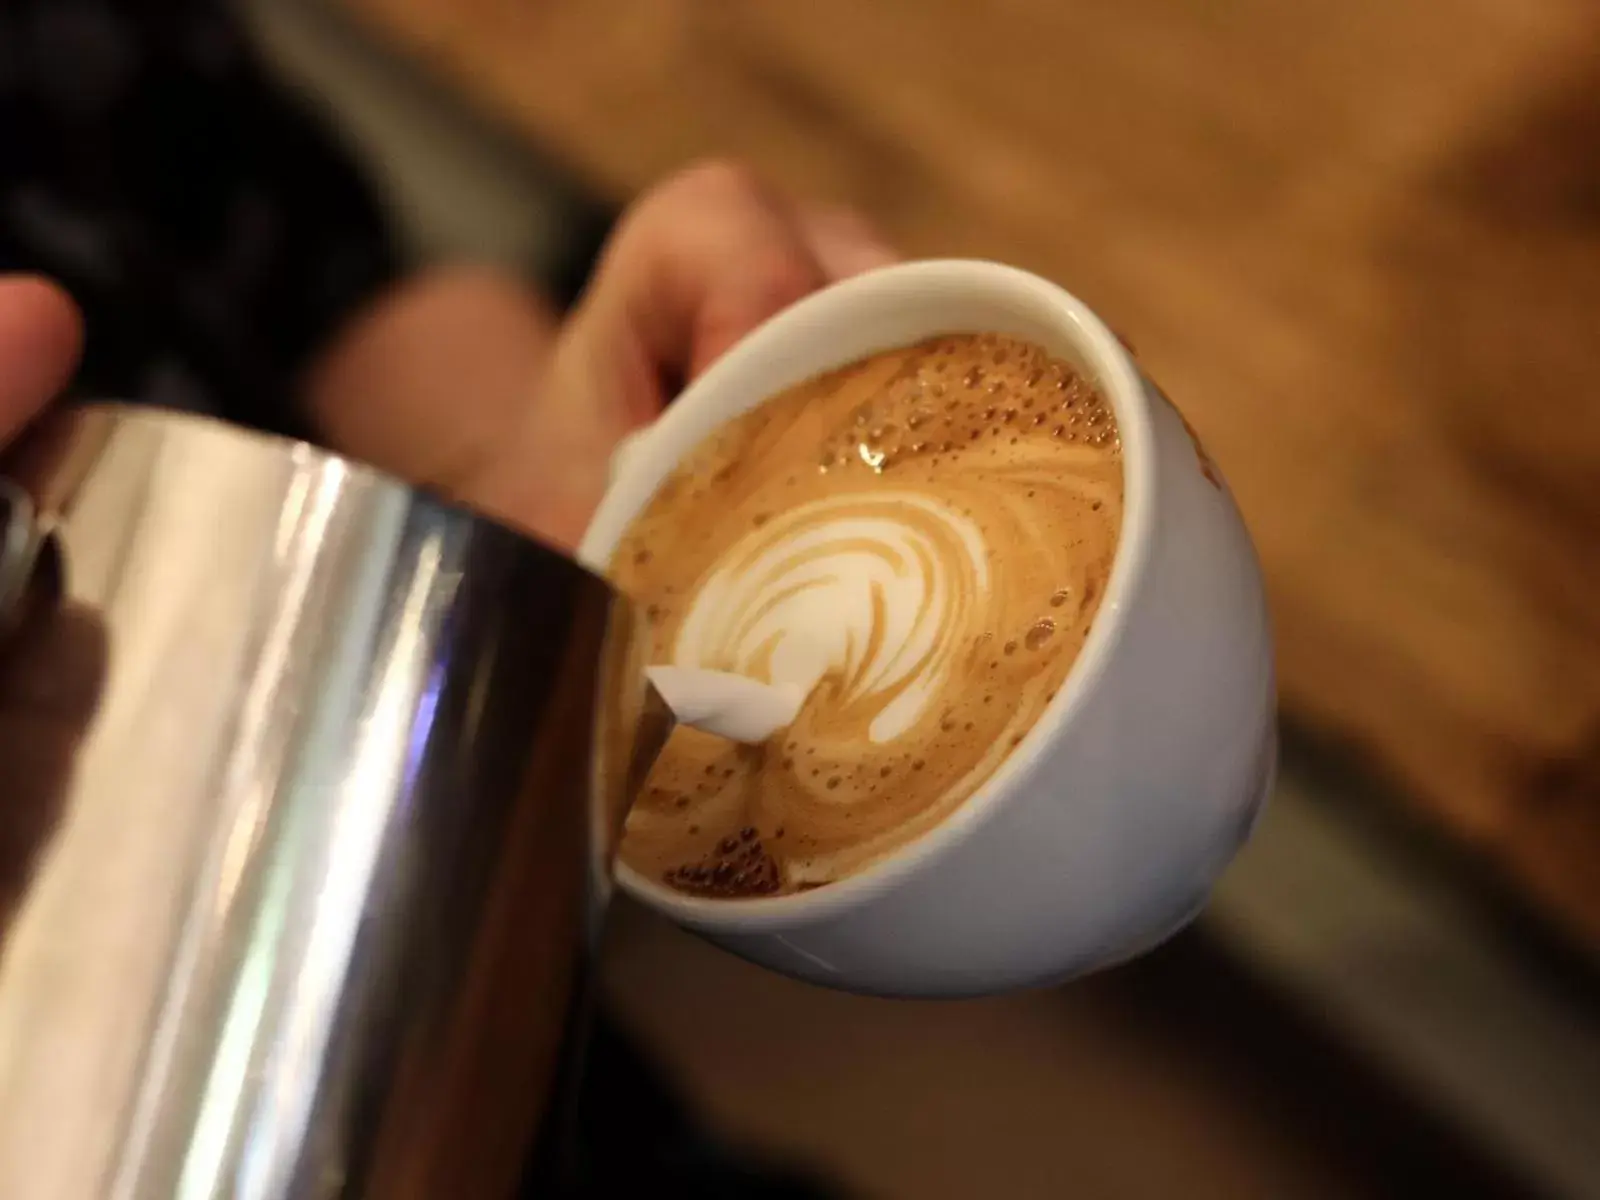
[{"xmin": 611, "ymin": 334, "xmax": 1123, "ymax": 897}]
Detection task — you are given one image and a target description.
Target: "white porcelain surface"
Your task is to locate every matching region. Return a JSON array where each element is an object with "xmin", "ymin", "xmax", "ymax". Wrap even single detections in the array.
[{"xmin": 580, "ymin": 260, "xmax": 1275, "ymax": 997}]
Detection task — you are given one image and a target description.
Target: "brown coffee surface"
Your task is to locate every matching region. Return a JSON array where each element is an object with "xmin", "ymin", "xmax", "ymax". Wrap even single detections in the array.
[{"xmin": 610, "ymin": 334, "xmax": 1122, "ymax": 897}]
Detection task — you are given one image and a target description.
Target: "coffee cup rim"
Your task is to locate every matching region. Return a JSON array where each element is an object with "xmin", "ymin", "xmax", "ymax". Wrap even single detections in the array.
[{"xmin": 580, "ymin": 259, "xmax": 1155, "ymax": 931}]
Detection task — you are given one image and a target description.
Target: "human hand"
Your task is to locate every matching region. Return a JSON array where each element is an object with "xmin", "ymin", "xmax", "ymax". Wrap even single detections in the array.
[
  {"xmin": 311, "ymin": 161, "xmax": 897, "ymax": 551},
  {"xmin": 0, "ymin": 277, "xmax": 95, "ymax": 923}
]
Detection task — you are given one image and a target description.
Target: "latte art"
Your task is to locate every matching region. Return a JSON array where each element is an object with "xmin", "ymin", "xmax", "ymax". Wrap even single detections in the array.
[
  {"xmin": 675, "ymin": 493, "xmax": 989, "ymax": 743},
  {"xmin": 612, "ymin": 333, "xmax": 1123, "ymax": 897}
]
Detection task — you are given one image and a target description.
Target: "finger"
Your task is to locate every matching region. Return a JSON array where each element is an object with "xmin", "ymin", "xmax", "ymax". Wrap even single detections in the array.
[
  {"xmin": 0, "ymin": 277, "xmax": 82, "ymax": 445},
  {"xmin": 306, "ymin": 265, "xmax": 561, "ymax": 494},
  {"xmin": 573, "ymin": 159, "xmax": 829, "ymax": 406},
  {"xmin": 464, "ymin": 161, "xmax": 836, "ymax": 551},
  {"xmin": 794, "ymin": 204, "xmax": 899, "ymax": 282}
]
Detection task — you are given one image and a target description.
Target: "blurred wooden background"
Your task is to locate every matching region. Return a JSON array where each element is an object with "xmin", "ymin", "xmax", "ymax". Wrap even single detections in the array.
[{"xmin": 343, "ymin": 0, "xmax": 1600, "ymax": 948}]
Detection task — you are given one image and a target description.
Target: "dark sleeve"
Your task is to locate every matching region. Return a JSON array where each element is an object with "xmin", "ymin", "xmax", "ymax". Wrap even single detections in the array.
[{"xmin": 0, "ymin": 0, "xmax": 402, "ymax": 436}]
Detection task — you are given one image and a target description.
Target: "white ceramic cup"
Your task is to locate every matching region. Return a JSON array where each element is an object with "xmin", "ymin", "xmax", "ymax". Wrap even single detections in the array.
[{"xmin": 579, "ymin": 259, "xmax": 1275, "ymax": 997}]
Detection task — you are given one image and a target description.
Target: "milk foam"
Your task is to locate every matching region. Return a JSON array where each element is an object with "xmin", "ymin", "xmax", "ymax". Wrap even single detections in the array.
[{"xmin": 674, "ymin": 494, "xmax": 989, "ymax": 742}]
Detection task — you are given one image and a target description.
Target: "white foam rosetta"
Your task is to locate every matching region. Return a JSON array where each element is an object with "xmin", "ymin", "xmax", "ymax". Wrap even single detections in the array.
[
  {"xmin": 673, "ymin": 492, "xmax": 989, "ymax": 742},
  {"xmin": 644, "ymin": 665, "xmax": 804, "ymax": 744}
]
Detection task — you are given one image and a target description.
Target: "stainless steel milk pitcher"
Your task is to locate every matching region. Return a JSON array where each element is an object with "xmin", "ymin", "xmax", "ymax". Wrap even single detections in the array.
[{"xmin": 0, "ymin": 404, "xmax": 660, "ymax": 1199}]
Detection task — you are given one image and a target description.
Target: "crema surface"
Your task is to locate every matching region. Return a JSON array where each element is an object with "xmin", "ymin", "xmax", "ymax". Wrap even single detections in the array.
[{"xmin": 611, "ymin": 334, "xmax": 1122, "ymax": 897}]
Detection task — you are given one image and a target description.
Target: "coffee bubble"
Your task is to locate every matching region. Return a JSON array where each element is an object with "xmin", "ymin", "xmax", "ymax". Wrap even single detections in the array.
[{"xmin": 1025, "ymin": 618, "xmax": 1057, "ymax": 651}]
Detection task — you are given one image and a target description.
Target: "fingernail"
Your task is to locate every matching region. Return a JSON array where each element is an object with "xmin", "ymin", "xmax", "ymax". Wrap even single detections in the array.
[{"xmin": 804, "ymin": 207, "xmax": 900, "ymax": 280}]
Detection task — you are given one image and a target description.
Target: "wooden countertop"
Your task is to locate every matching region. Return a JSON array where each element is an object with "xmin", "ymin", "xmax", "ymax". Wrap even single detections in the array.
[{"xmin": 343, "ymin": 0, "xmax": 1600, "ymax": 948}]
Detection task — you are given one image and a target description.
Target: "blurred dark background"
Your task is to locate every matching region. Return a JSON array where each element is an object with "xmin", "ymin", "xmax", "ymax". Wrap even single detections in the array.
[{"xmin": 211, "ymin": 1, "xmax": 1600, "ymax": 1195}]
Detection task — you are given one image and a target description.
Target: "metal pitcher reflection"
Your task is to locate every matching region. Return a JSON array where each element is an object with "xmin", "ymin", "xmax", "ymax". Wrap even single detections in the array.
[{"xmin": 0, "ymin": 405, "xmax": 661, "ymax": 1199}]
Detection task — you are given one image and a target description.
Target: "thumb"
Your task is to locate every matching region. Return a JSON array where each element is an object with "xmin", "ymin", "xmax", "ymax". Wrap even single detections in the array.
[
  {"xmin": 466, "ymin": 163, "xmax": 831, "ymax": 550},
  {"xmin": 0, "ymin": 277, "xmax": 82, "ymax": 446},
  {"xmin": 563, "ymin": 161, "xmax": 830, "ymax": 423}
]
